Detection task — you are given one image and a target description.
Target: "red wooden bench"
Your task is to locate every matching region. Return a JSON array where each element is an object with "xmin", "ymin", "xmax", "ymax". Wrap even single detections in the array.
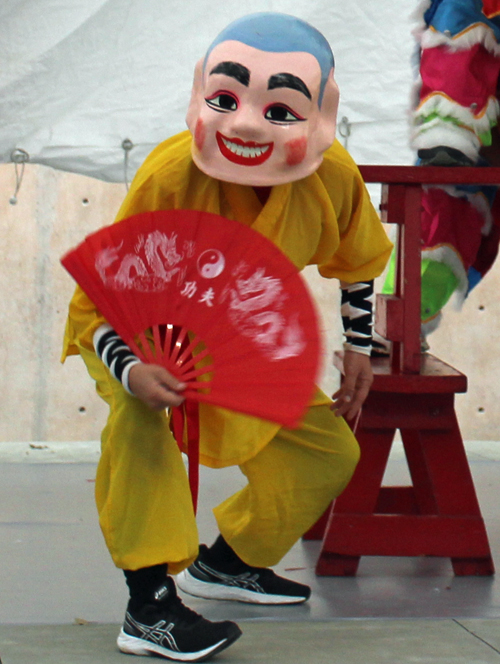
[{"xmin": 305, "ymin": 165, "xmax": 498, "ymax": 576}]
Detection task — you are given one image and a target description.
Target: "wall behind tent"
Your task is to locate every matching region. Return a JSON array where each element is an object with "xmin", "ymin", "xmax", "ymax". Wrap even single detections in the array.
[
  {"xmin": 1, "ymin": 162, "xmax": 500, "ymax": 443},
  {"xmin": 0, "ymin": 162, "xmax": 341, "ymax": 443}
]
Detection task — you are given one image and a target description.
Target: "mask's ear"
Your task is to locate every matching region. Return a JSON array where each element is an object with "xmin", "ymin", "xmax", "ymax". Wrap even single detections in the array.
[
  {"xmin": 186, "ymin": 58, "xmax": 204, "ymax": 133},
  {"xmin": 315, "ymin": 68, "xmax": 339, "ymax": 149}
]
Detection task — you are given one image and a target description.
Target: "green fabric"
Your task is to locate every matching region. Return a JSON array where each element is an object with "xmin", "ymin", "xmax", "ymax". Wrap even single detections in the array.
[
  {"xmin": 479, "ymin": 130, "xmax": 493, "ymax": 147},
  {"xmin": 381, "ymin": 248, "xmax": 397, "ymax": 295},
  {"xmin": 419, "ymin": 111, "xmax": 496, "ymax": 147},
  {"xmin": 420, "ymin": 111, "xmax": 462, "ymax": 128},
  {"xmin": 382, "ymin": 252, "xmax": 459, "ymax": 322}
]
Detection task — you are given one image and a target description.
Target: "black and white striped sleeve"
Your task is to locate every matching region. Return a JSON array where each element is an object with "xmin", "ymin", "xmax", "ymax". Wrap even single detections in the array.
[
  {"xmin": 93, "ymin": 324, "xmax": 142, "ymax": 394},
  {"xmin": 340, "ymin": 280, "xmax": 374, "ymax": 356}
]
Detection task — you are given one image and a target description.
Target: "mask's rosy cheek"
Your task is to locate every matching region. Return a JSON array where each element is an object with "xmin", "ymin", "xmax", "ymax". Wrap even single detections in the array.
[
  {"xmin": 285, "ymin": 137, "xmax": 308, "ymax": 166},
  {"xmin": 194, "ymin": 119, "xmax": 206, "ymax": 151}
]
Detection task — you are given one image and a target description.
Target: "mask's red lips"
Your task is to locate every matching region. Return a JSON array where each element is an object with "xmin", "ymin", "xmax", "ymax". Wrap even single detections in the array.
[{"xmin": 216, "ymin": 132, "xmax": 274, "ymax": 166}]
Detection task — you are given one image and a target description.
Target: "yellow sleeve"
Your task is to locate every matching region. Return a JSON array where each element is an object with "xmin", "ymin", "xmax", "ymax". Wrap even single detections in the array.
[
  {"xmin": 317, "ymin": 142, "xmax": 393, "ymax": 282},
  {"xmin": 61, "ymin": 285, "xmax": 107, "ymax": 360},
  {"xmin": 113, "ymin": 132, "xmax": 193, "ymax": 223},
  {"xmin": 62, "ymin": 132, "xmax": 193, "ymax": 361}
]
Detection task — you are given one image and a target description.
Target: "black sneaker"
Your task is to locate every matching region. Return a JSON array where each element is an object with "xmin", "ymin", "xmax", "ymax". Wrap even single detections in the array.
[
  {"xmin": 117, "ymin": 576, "xmax": 242, "ymax": 661},
  {"xmin": 176, "ymin": 545, "xmax": 311, "ymax": 605}
]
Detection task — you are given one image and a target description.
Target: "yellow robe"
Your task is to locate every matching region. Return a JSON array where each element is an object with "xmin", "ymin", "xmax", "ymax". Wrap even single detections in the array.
[{"xmin": 63, "ymin": 130, "xmax": 392, "ymax": 468}]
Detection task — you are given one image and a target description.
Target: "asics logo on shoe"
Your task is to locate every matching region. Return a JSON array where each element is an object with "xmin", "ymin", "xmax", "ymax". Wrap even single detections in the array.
[
  {"xmin": 154, "ymin": 585, "xmax": 170, "ymax": 602},
  {"xmin": 196, "ymin": 561, "xmax": 265, "ymax": 593},
  {"xmin": 126, "ymin": 613, "xmax": 179, "ymax": 652}
]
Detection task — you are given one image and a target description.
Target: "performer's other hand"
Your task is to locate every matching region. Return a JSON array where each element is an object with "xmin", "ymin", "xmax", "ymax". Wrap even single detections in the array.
[
  {"xmin": 128, "ymin": 364, "xmax": 186, "ymax": 410},
  {"xmin": 331, "ymin": 350, "xmax": 373, "ymax": 420}
]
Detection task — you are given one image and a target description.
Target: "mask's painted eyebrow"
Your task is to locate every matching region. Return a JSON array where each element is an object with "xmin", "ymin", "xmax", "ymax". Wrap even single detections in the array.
[
  {"xmin": 267, "ymin": 73, "xmax": 312, "ymax": 100},
  {"xmin": 209, "ymin": 61, "xmax": 250, "ymax": 86}
]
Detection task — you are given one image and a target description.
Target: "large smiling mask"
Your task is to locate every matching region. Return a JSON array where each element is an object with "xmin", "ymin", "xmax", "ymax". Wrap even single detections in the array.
[{"xmin": 186, "ymin": 13, "xmax": 340, "ymax": 186}]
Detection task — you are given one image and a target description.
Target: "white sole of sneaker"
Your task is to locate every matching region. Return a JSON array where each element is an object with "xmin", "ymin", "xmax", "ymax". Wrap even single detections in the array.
[
  {"xmin": 176, "ymin": 570, "xmax": 308, "ymax": 605},
  {"xmin": 117, "ymin": 628, "xmax": 238, "ymax": 662}
]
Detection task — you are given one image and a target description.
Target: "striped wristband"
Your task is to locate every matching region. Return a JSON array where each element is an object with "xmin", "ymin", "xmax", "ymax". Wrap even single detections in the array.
[
  {"xmin": 340, "ymin": 280, "xmax": 374, "ymax": 356},
  {"xmin": 93, "ymin": 324, "xmax": 141, "ymax": 394}
]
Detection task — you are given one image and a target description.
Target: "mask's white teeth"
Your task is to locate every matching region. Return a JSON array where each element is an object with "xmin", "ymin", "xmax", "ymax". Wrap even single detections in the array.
[{"xmin": 222, "ymin": 137, "xmax": 269, "ymax": 159}]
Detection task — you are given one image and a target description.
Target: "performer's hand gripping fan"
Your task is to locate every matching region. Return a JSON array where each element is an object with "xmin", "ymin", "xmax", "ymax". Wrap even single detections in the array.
[{"xmin": 61, "ymin": 210, "xmax": 322, "ymax": 429}]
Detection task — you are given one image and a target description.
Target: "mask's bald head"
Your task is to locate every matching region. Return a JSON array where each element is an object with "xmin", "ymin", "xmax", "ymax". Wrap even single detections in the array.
[{"xmin": 204, "ymin": 13, "xmax": 335, "ymax": 107}]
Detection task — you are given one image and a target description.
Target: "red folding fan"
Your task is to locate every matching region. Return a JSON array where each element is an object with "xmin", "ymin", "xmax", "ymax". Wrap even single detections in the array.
[{"xmin": 62, "ymin": 209, "xmax": 322, "ymax": 430}]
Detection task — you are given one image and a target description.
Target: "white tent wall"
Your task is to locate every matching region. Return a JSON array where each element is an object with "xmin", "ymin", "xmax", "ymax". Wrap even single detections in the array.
[
  {"xmin": 1, "ymin": 0, "xmax": 499, "ymax": 443},
  {"xmin": 0, "ymin": 0, "xmax": 416, "ymax": 179}
]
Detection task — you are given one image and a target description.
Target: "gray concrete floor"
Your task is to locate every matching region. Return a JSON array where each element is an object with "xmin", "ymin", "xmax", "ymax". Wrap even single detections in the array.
[{"xmin": 2, "ymin": 440, "xmax": 500, "ymax": 663}]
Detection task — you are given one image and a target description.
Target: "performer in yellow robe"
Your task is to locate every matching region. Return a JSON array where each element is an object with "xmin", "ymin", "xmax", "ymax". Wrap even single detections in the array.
[{"xmin": 62, "ymin": 13, "xmax": 392, "ymax": 663}]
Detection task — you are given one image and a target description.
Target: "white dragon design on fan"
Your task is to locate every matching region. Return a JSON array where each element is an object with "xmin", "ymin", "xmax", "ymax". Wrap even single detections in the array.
[
  {"xmin": 94, "ymin": 231, "xmax": 306, "ymax": 361},
  {"xmin": 95, "ymin": 231, "xmax": 192, "ymax": 291}
]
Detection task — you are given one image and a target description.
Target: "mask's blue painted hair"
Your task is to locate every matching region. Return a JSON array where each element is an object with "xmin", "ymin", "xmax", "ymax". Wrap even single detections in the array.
[{"xmin": 204, "ymin": 13, "xmax": 335, "ymax": 106}]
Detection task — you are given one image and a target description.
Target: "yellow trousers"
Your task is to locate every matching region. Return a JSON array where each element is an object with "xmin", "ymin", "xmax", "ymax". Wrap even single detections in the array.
[{"xmin": 80, "ymin": 348, "xmax": 360, "ymax": 574}]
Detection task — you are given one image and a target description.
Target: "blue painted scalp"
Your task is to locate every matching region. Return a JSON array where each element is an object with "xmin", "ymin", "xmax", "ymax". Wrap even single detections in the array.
[{"xmin": 204, "ymin": 13, "xmax": 335, "ymax": 106}]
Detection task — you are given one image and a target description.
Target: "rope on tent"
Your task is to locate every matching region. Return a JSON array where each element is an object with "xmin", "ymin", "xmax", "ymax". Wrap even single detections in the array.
[
  {"xmin": 122, "ymin": 139, "xmax": 134, "ymax": 191},
  {"xmin": 9, "ymin": 148, "xmax": 29, "ymax": 205}
]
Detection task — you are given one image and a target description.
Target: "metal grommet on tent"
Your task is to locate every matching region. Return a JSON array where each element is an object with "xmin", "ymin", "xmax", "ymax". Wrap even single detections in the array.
[
  {"xmin": 9, "ymin": 148, "xmax": 29, "ymax": 205},
  {"xmin": 338, "ymin": 116, "xmax": 351, "ymax": 151},
  {"xmin": 122, "ymin": 139, "xmax": 134, "ymax": 191}
]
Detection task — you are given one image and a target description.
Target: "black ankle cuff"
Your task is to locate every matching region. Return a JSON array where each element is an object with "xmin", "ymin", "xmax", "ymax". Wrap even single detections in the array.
[
  {"xmin": 124, "ymin": 564, "xmax": 168, "ymax": 608},
  {"xmin": 207, "ymin": 535, "xmax": 245, "ymax": 569}
]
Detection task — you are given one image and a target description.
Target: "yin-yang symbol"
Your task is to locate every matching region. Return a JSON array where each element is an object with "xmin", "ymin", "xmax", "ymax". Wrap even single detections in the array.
[{"xmin": 197, "ymin": 249, "xmax": 225, "ymax": 279}]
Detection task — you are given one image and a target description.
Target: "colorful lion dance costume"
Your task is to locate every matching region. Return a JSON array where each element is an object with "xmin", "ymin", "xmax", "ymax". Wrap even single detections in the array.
[{"xmin": 384, "ymin": 0, "xmax": 500, "ymax": 337}]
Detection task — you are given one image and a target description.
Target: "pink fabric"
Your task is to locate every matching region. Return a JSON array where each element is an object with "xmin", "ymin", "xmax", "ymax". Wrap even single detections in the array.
[
  {"xmin": 421, "ymin": 187, "xmax": 485, "ymax": 267},
  {"xmin": 472, "ymin": 192, "xmax": 500, "ymax": 276},
  {"xmin": 419, "ymin": 44, "xmax": 500, "ymax": 115}
]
